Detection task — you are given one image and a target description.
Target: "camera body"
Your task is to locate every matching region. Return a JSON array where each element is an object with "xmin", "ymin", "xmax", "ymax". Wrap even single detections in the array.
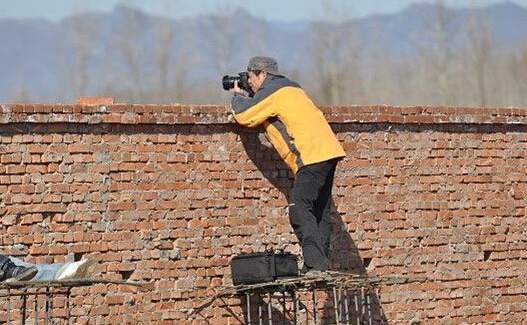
[{"xmin": 222, "ymin": 72, "xmax": 254, "ymax": 96}]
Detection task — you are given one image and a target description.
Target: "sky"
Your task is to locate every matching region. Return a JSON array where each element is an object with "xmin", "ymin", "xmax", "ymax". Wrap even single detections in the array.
[{"xmin": 0, "ymin": 0, "xmax": 526, "ymax": 22}]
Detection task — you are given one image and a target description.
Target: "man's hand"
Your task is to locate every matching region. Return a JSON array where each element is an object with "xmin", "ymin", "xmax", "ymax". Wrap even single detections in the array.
[
  {"xmin": 230, "ymin": 81, "xmax": 249, "ymax": 97},
  {"xmin": 228, "ymin": 110, "xmax": 235, "ymax": 122}
]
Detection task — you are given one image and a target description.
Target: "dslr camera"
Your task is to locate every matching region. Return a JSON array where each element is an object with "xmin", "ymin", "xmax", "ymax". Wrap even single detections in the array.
[{"xmin": 222, "ymin": 72, "xmax": 254, "ymax": 97}]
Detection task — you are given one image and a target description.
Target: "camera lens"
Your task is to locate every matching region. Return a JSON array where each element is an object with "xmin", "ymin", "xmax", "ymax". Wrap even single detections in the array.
[{"xmin": 222, "ymin": 75, "xmax": 239, "ymax": 91}]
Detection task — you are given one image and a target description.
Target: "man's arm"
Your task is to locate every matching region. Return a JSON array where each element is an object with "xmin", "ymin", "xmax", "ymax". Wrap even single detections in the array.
[{"xmin": 230, "ymin": 80, "xmax": 278, "ymax": 128}]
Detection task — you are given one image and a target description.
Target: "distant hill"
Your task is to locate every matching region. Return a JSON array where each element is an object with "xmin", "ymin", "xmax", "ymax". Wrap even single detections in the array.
[{"xmin": 0, "ymin": 1, "xmax": 526, "ymax": 103}]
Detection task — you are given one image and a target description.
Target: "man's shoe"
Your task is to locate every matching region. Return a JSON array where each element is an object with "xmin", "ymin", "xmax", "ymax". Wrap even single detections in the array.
[
  {"xmin": 56, "ymin": 258, "xmax": 97, "ymax": 281},
  {"xmin": 303, "ymin": 269, "xmax": 325, "ymax": 277},
  {"xmin": 4, "ymin": 267, "xmax": 38, "ymax": 283}
]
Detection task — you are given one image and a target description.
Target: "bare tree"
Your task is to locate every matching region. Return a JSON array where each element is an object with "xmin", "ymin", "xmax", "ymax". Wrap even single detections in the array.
[
  {"xmin": 155, "ymin": 17, "xmax": 173, "ymax": 101},
  {"xmin": 208, "ymin": 5, "xmax": 237, "ymax": 75},
  {"xmin": 197, "ymin": 3, "xmax": 271, "ymax": 104},
  {"xmin": 151, "ymin": 0, "xmax": 196, "ymax": 103},
  {"xmin": 507, "ymin": 46, "xmax": 527, "ymax": 106},
  {"xmin": 66, "ymin": 3, "xmax": 100, "ymax": 97},
  {"xmin": 465, "ymin": 11, "xmax": 494, "ymax": 107},
  {"xmin": 168, "ymin": 20, "xmax": 197, "ymax": 103},
  {"xmin": 361, "ymin": 23, "xmax": 401, "ymax": 105},
  {"xmin": 309, "ymin": 1, "xmax": 363, "ymax": 105},
  {"xmin": 414, "ymin": 0, "xmax": 459, "ymax": 105},
  {"xmin": 7, "ymin": 1, "xmax": 527, "ymax": 107},
  {"xmin": 114, "ymin": 4, "xmax": 145, "ymax": 102}
]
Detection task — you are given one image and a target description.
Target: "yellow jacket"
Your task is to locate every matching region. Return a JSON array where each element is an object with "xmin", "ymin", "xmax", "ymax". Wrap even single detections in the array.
[{"xmin": 232, "ymin": 75, "xmax": 345, "ymax": 174}]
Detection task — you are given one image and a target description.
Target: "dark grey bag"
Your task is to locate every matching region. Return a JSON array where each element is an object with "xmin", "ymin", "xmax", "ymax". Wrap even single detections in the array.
[{"xmin": 230, "ymin": 251, "xmax": 298, "ymax": 285}]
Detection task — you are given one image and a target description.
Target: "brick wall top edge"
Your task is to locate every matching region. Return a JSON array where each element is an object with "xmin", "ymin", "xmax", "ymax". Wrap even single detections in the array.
[{"xmin": 1, "ymin": 103, "xmax": 527, "ymax": 125}]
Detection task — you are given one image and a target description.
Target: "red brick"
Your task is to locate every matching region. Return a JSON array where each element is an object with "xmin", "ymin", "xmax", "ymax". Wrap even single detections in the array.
[
  {"xmin": 76, "ymin": 97, "xmax": 114, "ymax": 106},
  {"xmin": 2, "ymin": 104, "xmax": 527, "ymax": 322}
]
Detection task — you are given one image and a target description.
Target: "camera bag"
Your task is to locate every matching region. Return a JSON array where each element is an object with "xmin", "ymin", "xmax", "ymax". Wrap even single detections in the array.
[{"xmin": 230, "ymin": 251, "xmax": 299, "ymax": 285}]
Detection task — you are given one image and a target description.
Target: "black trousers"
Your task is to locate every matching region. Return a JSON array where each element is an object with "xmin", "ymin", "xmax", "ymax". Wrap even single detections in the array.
[{"xmin": 289, "ymin": 158, "xmax": 338, "ymax": 271}]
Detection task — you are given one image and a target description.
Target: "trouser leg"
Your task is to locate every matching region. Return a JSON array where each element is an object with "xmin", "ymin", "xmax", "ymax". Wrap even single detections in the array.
[
  {"xmin": 314, "ymin": 161, "xmax": 337, "ymax": 259},
  {"xmin": 11, "ymin": 257, "xmax": 64, "ymax": 281},
  {"xmin": 290, "ymin": 159, "xmax": 338, "ymax": 271}
]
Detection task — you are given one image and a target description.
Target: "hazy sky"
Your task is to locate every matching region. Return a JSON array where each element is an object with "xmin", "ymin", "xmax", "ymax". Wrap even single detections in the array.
[{"xmin": 0, "ymin": 0, "xmax": 525, "ymax": 21}]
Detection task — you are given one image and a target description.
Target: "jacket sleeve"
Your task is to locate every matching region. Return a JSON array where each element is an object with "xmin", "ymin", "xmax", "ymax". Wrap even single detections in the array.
[
  {"xmin": 231, "ymin": 95, "xmax": 276, "ymax": 127},
  {"xmin": 231, "ymin": 82, "xmax": 278, "ymax": 128}
]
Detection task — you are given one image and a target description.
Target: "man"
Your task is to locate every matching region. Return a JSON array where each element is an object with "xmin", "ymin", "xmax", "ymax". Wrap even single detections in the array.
[
  {"xmin": 230, "ymin": 56, "xmax": 346, "ymax": 275},
  {"xmin": 0, "ymin": 254, "xmax": 96, "ymax": 282}
]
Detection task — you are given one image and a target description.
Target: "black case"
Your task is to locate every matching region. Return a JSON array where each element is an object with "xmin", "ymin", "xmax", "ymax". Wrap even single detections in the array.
[{"xmin": 231, "ymin": 251, "xmax": 299, "ymax": 285}]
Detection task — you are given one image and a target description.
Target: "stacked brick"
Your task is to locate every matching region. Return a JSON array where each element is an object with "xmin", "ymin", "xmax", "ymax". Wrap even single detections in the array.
[{"xmin": 1, "ymin": 103, "xmax": 527, "ymax": 324}]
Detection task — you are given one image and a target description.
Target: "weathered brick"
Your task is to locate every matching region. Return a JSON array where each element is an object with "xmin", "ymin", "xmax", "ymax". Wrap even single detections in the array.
[{"xmin": 2, "ymin": 105, "xmax": 527, "ymax": 323}]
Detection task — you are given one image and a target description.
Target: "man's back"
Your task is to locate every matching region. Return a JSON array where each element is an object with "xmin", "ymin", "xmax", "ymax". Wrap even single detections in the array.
[{"xmin": 233, "ymin": 75, "xmax": 345, "ymax": 173}]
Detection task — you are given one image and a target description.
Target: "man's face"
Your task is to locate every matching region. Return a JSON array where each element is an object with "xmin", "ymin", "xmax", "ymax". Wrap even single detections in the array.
[{"xmin": 248, "ymin": 71, "xmax": 267, "ymax": 93}]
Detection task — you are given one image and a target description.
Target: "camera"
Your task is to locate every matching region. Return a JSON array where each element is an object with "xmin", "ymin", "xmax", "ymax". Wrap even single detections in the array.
[{"xmin": 222, "ymin": 72, "xmax": 253, "ymax": 96}]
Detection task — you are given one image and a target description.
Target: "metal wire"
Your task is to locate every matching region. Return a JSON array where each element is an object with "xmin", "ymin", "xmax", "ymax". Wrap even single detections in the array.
[{"xmin": 0, "ymin": 279, "xmax": 145, "ymax": 324}]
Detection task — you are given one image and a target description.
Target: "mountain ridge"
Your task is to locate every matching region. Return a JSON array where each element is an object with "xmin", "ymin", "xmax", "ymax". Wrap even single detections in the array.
[{"xmin": 1, "ymin": 1, "xmax": 526, "ymax": 102}]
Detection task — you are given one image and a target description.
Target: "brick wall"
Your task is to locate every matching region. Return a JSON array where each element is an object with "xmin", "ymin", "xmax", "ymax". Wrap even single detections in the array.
[{"xmin": 1, "ymin": 103, "xmax": 527, "ymax": 324}]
